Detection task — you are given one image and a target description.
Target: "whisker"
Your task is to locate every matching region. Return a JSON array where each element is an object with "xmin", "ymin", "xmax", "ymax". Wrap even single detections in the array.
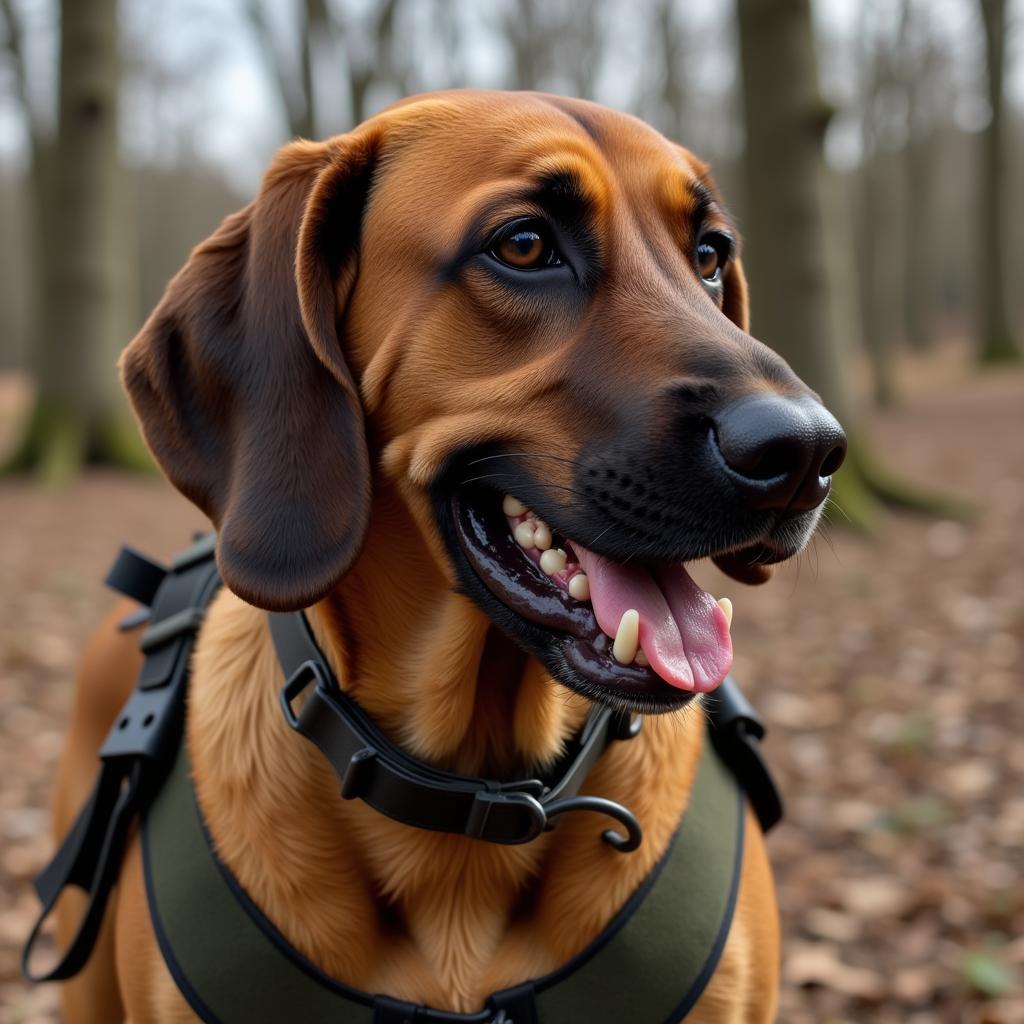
[
  {"xmin": 466, "ymin": 452, "xmax": 583, "ymax": 469},
  {"xmin": 458, "ymin": 471, "xmax": 595, "ymax": 506},
  {"xmin": 816, "ymin": 524, "xmax": 841, "ymax": 565},
  {"xmin": 824, "ymin": 494, "xmax": 851, "ymax": 524}
]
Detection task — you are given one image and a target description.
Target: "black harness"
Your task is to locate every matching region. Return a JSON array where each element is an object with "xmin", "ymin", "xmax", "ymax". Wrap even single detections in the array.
[{"xmin": 24, "ymin": 534, "xmax": 782, "ymax": 1021}]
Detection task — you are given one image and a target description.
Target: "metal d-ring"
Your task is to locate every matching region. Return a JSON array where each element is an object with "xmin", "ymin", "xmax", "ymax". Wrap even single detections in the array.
[{"xmin": 542, "ymin": 795, "xmax": 643, "ymax": 853}]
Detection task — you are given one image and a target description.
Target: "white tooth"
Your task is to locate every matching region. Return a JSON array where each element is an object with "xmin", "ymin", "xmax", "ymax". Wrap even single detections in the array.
[
  {"xmin": 634, "ymin": 649, "xmax": 649, "ymax": 667},
  {"xmin": 612, "ymin": 609, "xmax": 640, "ymax": 665},
  {"xmin": 533, "ymin": 522, "xmax": 553, "ymax": 551},
  {"xmin": 503, "ymin": 494, "xmax": 528, "ymax": 517},
  {"xmin": 568, "ymin": 573, "xmax": 590, "ymax": 601},
  {"xmin": 514, "ymin": 522, "xmax": 536, "ymax": 549},
  {"xmin": 717, "ymin": 597, "xmax": 733, "ymax": 628},
  {"xmin": 539, "ymin": 547, "xmax": 567, "ymax": 575}
]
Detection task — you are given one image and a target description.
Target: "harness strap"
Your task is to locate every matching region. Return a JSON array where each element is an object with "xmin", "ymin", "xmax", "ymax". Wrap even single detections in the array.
[
  {"xmin": 143, "ymin": 722, "xmax": 743, "ymax": 1023},
  {"xmin": 21, "ymin": 534, "xmax": 220, "ymax": 983},
  {"xmin": 706, "ymin": 678, "xmax": 784, "ymax": 832}
]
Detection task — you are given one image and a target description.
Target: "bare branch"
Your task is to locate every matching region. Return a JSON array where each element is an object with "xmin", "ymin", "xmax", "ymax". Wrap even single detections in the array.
[
  {"xmin": 245, "ymin": 0, "xmax": 310, "ymax": 138},
  {"xmin": 0, "ymin": 0, "xmax": 35, "ymax": 135}
]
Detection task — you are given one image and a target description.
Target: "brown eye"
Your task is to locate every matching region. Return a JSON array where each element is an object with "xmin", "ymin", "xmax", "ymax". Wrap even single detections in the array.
[
  {"xmin": 697, "ymin": 241, "xmax": 722, "ymax": 283},
  {"xmin": 490, "ymin": 223, "xmax": 562, "ymax": 270}
]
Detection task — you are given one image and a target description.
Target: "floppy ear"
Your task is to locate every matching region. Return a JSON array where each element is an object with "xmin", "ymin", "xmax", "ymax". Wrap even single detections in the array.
[
  {"xmin": 721, "ymin": 255, "xmax": 750, "ymax": 333},
  {"xmin": 120, "ymin": 133, "xmax": 379, "ymax": 611}
]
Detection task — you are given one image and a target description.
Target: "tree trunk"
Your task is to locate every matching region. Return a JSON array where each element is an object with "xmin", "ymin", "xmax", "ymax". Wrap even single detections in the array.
[
  {"xmin": 5, "ymin": 0, "xmax": 145, "ymax": 482},
  {"xmin": 858, "ymin": 155, "xmax": 896, "ymax": 407},
  {"xmin": 735, "ymin": 0, "xmax": 965, "ymax": 527},
  {"xmin": 901, "ymin": 5, "xmax": 937, "ymax": 353},
  {"xmin": 735, "ymin": 0, "xmax": 849, "ymax": 419},
  {"xmin": 977, "ymin": 0, "xmax": 1019, "ymax": 362}
]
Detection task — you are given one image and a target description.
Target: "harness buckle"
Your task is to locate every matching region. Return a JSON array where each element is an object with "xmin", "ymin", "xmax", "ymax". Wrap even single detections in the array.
[{"xmin": 465, "ymin": 790, "xmax": 547, "ymax": 844}]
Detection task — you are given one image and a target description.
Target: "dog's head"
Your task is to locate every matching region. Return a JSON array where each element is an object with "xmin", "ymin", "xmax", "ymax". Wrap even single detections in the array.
[{"xmin": 122, "ymin": 91, "xmax": 845, "ymax": 713}]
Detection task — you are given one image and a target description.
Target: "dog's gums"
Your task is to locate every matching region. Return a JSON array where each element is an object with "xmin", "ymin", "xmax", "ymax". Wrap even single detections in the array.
[{"xmin": 452, "ymin": 488, "xmax": 734, "ymax": 701}]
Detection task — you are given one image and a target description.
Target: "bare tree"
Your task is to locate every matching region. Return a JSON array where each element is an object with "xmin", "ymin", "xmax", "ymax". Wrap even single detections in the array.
[
  {"xmin": 735, "ymin": 0, "xmax": 962, "ymax": 526},
  {"xmin": 976, "ymin": 0, "xmax": 1019, "ymax": 362},
  {"xmin": 247, "ymin": 0, "xmax": 404, "ymax": 139},
  {"xmin": 247, "ymin": 0, "xmax": 326, "ymax": 138},
  {"xmin": 2, "ymin": 0, "xmax": 141, "ymax": 481},
  {"xmin": 900, "ymin": 0, "xmax": 942, "ymax": 354},
  {"xmin": 855, "ymin": 0, "xmax": 903, "ymax": 407}
]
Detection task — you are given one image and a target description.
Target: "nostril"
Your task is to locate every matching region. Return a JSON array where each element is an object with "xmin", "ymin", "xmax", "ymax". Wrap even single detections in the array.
[
  {"xmin": 709, "ymin": 394, "xmax": 846, "ymax": 512},
  {"xmin": 819, "ymin": 443, "xmax": 846, "ymax": 477},
  {"xmin": 743, "ymin": 440, "xmax": 803, "ymax": 481}
]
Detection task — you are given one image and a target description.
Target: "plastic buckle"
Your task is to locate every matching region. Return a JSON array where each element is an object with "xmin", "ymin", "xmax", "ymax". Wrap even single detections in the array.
[
  {"xmin": 279, "ymin": 660, "xmax": 332, "ymax": 729},
  {"xmin": 465, "ymin": 790, "xmax": 547, "ymax": 844}
]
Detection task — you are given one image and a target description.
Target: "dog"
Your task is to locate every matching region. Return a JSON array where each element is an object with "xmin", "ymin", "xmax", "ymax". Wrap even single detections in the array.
[{"xmin": 48, "ymin": 90, "xmax": 845, "ymax": 1022}]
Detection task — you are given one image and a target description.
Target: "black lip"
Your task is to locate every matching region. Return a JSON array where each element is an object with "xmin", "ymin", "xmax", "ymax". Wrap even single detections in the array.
[
  {"xmin": 430, "ymin": 446, "xmax": 817, "ymax": 712},
  {"xmin": 434, "ymin": 484, "xmax": 699, "ymax": 714}
]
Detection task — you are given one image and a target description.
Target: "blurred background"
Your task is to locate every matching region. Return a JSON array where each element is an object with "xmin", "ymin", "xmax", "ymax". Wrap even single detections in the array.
[{"xmin": 0, "ymin": 0, "xmax": 1021, "ymax": 1021}]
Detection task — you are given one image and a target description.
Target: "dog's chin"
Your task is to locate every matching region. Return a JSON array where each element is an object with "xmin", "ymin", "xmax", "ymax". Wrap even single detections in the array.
[{"xmin": 431, "ymin": 482, "xmax": 815, "ymax": 716}]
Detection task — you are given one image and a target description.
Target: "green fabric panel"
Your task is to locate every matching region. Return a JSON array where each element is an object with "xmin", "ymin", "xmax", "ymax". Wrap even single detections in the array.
[
  {"xmin": 145, "ymin": 731, "xmax": 740, "ymax": 1023},
  {"xmin": 534, "ymin": 740, "xmax": 741, "ymax": 1024},
  {"xmin": 144, "ymin": 742, "xmax": 376, "ymax": 1024}
]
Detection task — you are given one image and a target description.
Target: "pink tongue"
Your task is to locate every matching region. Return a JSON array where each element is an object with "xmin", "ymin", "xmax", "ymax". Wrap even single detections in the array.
[{"xmin": 574, "ymin": 546, "xmax": 732, "ymax": 692}]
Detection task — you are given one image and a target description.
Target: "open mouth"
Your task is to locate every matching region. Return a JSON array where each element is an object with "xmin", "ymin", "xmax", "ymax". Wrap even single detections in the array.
[{"xmin": 445, "ymin": 486, "xmax": 741, "ymax": 713}]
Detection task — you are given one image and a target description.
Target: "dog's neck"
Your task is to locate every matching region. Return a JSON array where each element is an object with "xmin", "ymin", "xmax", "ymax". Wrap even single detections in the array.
[
  {"xmin": 310, "ymin": 481, "xmax": 592, "ymax": 777},
  {"xmin": 187, "ymin": 481, "xmax": 703, "ymax": 1010}
]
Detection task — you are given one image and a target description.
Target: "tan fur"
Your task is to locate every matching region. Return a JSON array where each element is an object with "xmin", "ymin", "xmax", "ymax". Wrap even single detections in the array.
[{"xmin": 53, "ymin": 92, "xmax": 781, "ymax": 1022}]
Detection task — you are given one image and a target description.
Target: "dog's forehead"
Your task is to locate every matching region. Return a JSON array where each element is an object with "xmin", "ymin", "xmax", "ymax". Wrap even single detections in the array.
[{"xmin": 367, "ymin": 92, "xmax": 708, "ymax": 231}]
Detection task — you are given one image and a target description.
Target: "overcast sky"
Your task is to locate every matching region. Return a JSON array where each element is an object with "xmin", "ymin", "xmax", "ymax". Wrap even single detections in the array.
[{"xmin": 1, "ymin": 0, "xmax": 1022, "ymax": 194}]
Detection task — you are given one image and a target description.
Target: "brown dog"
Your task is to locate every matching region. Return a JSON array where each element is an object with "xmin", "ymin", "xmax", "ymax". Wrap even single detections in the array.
[{"xmin": 49, "ymin": 90, "xmax": 845, "ymax": 1022}]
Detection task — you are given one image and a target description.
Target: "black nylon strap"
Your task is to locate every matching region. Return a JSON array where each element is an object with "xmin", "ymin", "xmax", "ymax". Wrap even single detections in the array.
[
  {"xmin": 105, "ymin": 546, "xmax": 167, "ymax": 608},
  {"xmin": 22, "ymin": 762, "xmax": 145, "ymax": 981},
  {"xmin": 706, "ymin": 676, "xmax": 784, "ymax": 832},
  {"xmin": 22, "ymin": 535, "xmax": 220, "ymax": 984},
  {"xmin": 270, "ymin": 611, "xmax": 643, "ymax": 850}
]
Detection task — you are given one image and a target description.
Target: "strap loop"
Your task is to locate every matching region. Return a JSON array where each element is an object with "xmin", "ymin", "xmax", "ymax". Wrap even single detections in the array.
[
  {"xmin": 22, "ymin": 535, "xmax": 220, "ymax": 984},
  {"xmin": 104, "ymin": 546, "xmax": 167, "ymax": 607}
]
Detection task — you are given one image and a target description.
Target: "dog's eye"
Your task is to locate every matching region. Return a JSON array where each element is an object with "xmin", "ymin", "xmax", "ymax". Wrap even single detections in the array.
[
  {"xmin": 490, "ymin": 222, "xmax": 562, "ymax": 270},
  {"xmin": 696, "ymin": 234, "xmax": 729, "ymax": 284}
]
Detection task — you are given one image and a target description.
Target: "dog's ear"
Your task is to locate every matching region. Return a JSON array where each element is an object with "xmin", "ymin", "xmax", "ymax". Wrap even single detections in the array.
[
  {"xmin": 721, "ymin": 255, "xmax": 749, "ymax": 333},
  {"xmin": 120, "ymin": 133, "xmax": 380, "ymax": 611}
]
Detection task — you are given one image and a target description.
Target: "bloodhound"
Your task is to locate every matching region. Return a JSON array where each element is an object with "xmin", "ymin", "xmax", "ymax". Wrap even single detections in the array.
[{"xmin": 50, "ymin": 91, "xmax": 845, "ymax": 1022}]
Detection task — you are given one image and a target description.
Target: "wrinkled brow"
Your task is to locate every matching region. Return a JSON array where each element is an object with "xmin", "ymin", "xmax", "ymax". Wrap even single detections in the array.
[
  {"xmin": 529, "ymin": 168, "xmax": 597, "ymax": 224},
  {"xmin": 440, "ymin": 166, "xmax": 601, "ymax": 278},
  {"xmin": 685, "ymin": 179, "xmax": 736, "ymax": 236}
]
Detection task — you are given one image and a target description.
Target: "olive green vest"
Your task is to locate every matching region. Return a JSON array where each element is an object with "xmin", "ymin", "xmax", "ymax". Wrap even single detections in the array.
[{"xmin": 144, "ymin": 727, "xmax": 745, "ymax": 1024}]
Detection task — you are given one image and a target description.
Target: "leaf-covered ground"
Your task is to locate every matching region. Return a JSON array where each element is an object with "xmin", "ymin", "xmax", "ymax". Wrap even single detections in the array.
[{"xmin": 1, "ymin": 358, "xmax": 1021, "ymax": 1022}]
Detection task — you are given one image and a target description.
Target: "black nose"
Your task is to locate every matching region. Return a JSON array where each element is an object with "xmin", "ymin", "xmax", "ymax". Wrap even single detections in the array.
[{"xmin": 711, "ymin": 395, "xmax": 847, "ymax": 512}]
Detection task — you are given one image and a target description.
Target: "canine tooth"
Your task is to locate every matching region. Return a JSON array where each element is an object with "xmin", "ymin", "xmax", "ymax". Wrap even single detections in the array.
[
  {"xmin": 514, "ymin": 522, "xmax": 536, "ymax": 549},
  {"xmin": 717, "ymin": 597, "xmax": 733, "ymax": 628},
  {"xmin": 533, "ymin": 523, "xmax": 553, "ymax": 551},
  {"xmin": 612, "ymin": 609, "xmax": 640, "ymax": 665},
  {"xmin": 568, "ymin": 573, "xmax": 590, "ymax": 601},
  {"xmin": 539, "ymin": 547, "xmax": 567, "ymax": 575},
  {"xmin": 503, "ymin": 495, "xmax": 527, "ymax": 517},
  {"xmin": 634, "ymin": 649, "xmax": 649, "ymax": 667}
]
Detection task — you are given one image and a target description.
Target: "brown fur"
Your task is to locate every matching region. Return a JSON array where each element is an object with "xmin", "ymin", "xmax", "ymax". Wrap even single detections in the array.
[{"xmin": 53, "ymin": 92, "xmax": 780, "ymax": 1022}]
